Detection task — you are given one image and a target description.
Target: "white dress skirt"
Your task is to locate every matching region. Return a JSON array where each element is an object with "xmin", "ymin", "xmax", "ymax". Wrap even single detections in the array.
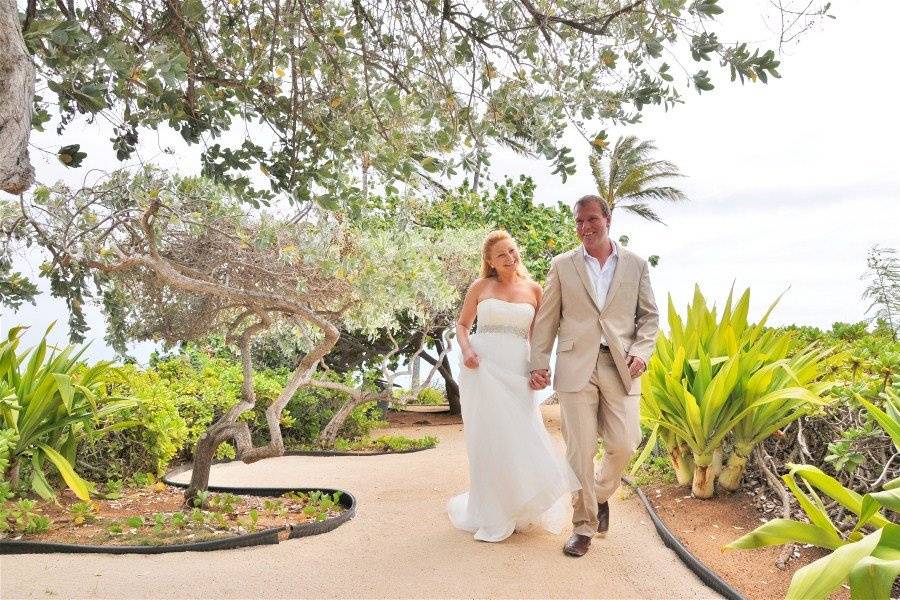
[{"xmin": 447, "ymin": 298, "xmax": 580, "ymax": 542}]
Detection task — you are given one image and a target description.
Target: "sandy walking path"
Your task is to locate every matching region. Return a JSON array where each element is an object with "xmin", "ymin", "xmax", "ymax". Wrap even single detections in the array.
[{"xmin": 1, "ymin": 406, "xmax": 712, "ymax": 599}]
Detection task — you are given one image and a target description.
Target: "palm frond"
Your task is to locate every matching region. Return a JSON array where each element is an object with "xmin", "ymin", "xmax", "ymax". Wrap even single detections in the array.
[
  {"xmin": 620, "ymin": 203, "xmax": 664, "ymax": 223},
  {"xmin": 621, "ymin": 186, "xmax": 689, "ymax": 203}
]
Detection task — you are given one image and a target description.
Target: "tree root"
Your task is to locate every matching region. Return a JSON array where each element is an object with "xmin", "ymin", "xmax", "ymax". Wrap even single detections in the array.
[{"xmin": 753, "ymin": 445, "xmax": 795, "ymax": 569}]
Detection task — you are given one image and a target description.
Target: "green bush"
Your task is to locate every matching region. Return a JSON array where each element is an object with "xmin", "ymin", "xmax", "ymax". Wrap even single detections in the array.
[
  {"xmin": 412, "ymin": 387, "xmax": 446, "ymax": 406},
  {"xmin": 83, "ymin": 347, "xmax": 388, "ymax": 477},
  {"xmin": 80, "ymin": 364, "xmax": 188, "ymax": 479}
]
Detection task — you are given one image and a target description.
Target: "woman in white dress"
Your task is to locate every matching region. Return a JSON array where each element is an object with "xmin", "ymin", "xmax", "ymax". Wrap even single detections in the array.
[{"xmin": 447, "ymin": 230, "xmax": 580, "ymax": 542}]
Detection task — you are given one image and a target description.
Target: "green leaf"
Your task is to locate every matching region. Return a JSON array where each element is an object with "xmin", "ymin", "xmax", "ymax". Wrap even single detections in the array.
[
  {"xmin": 38, "ymin": 443, "xmax": 91, "ymax": 501},
  {"xmin": 31, "ymin": 453, "xmax": 55, "ymax": 500},
  {"xmin": 726, "ymin": 518, "xmax": 842, "ymax": 551},
  {"xmin": 849, "ymin": 556, "xmax": 900, "ymax": 600},
  {"xmin": 53, "ymin": 373, "xmax": 75, "ymax": 413},
  {"xmin": 857, "ymin": 394, "xmax": 900, "ymax": 452},
  {"xmin": 786, "ymin": 529, "xmax": 881, "ymax": 600}
]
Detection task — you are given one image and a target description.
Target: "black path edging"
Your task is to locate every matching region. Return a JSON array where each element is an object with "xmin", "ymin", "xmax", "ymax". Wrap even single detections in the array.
[
  {"xmin": 624, "ymin": 478, "xmax": 745, "ymax": 600},
  {"xmin": 0, "ymin": 527, "xmax": 282, "ymax": 555}
]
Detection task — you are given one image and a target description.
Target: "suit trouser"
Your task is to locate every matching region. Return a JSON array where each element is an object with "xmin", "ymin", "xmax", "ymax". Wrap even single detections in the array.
[{"xmin": 558, "ymin": 350, "xmax": 641, "ymax": 537}]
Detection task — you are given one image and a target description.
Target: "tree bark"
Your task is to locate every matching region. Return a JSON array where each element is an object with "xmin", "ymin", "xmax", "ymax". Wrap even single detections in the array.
[
  {"xmin": 423, "ymin": 336, "xmax": 460, "ymax": 415},
  {"xmin": 318, "ymin": 391, "xmax": 375, "ymax": 447},
  {"xmin": 0, "ymin": 0, "xmax": 36, "ymax": 194}
]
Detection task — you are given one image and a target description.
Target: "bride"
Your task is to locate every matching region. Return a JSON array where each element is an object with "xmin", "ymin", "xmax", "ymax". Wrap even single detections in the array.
[{"xmin": 447, "ymin": 230, "xmax": 580, "ymax": 542}]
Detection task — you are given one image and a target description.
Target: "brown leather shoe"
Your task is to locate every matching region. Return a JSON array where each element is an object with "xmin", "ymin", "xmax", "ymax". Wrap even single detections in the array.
[
  {"xmin": 597, "ymin": 501, "xmax": 609, "ymax": 534},
  {"xmin": 563, "ymin": 533, "xmax": 591, "ymax": 557}
]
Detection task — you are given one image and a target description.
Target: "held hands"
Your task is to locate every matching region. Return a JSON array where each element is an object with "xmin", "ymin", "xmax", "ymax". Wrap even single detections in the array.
[
  {"xmin": 529, "ymin": 369, "xmax": 550, "ymax": 390},
  {"xmin": 463, "ymin": 349, "xmax": 480, "ymax": 369},
  {"xmin": 626, "ymin": 355, "xmax": 646, "ymax": 379}
]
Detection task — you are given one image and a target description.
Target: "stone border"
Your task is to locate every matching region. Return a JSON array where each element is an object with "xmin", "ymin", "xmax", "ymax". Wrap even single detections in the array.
[
  {"xmin": 623, "ymin": 478, "xmax": 745, "ymax": 600},
  {"xmin": 0, "ymin": 485, "xmax": 355, "ymax": 555}
]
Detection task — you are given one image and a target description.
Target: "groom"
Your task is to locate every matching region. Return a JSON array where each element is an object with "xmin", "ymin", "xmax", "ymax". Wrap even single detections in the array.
[{"xmin": 529, "ymin": 194, "xmax": 659, "ymax": 557}]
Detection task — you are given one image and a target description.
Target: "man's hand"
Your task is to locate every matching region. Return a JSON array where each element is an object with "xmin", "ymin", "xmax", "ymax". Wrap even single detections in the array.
[
  {"xmin": 529, "ymin": 369, "xmax": 550, "ymax": 390},
  {"xmin": 626, "ymin": 355, "xmax": 646, "ymax": 379}
]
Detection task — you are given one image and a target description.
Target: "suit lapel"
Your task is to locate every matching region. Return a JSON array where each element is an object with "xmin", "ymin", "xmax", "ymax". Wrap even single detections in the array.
[
  {"xmin": 601, "ymin": 247, "xmax": 630, "ymax": 316},
  {"xmin": 570, "ymin": 249, "xmax": 603, "ymax": 313}
]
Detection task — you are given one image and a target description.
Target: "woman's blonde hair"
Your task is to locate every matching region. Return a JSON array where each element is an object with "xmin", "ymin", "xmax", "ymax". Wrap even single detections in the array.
[{"xmin": 480, "ymin": 230, "xmax": 531, "ymax": 279}]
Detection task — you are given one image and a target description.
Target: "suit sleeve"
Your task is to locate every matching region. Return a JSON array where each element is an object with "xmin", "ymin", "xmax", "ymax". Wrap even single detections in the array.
[
  {"xmin": 630, "ymin": 259, "xmax": 659, "ymax": 364},
  {"xmin": 529, "ymin": 258, "xmax": 562, "ymax": 371}
]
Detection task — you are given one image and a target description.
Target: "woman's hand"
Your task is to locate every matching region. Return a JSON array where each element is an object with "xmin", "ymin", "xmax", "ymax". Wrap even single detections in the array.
[{"xmin": 463, "ymin": 349, "xmax": 480, "ymax": 369}]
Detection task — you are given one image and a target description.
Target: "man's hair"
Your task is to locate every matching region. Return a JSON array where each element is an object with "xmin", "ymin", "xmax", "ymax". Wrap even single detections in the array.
[{"xmin": 574, "ymin": 195, "xmax": 611, "ymax": 219}]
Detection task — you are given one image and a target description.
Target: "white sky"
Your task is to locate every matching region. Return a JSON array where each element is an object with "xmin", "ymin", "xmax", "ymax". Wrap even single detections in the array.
[{"xmin": 3, "ymin": 0, "xmax": 899, "ymax": 366}]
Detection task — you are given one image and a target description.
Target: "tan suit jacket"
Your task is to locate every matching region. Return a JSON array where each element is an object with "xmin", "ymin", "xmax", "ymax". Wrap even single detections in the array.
[{"xmin": 529, "ymin": 245, "xmax": 659, "ymax": 394}]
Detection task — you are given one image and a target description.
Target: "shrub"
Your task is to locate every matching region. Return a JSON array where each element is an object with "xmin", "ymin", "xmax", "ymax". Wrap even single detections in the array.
[
  {"xmin": 413, "ymin": 388, "xmax": 446, "ymax": 406},
  {"xmin": 0, "ymin": 325, "xmax": 136, "ymax": 500},
  {"xmin": 640, "ymin": 286, "xmax": 832, "ymax": 498},
  {"xmin": 727, "ymin": 391, "xmax": 900, "ymax": 600}
]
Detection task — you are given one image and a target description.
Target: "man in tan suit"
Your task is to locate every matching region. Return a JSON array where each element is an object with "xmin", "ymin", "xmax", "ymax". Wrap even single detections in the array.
[{"xmin": 529, "ymin": 195, "xmax": 659, "ymax": 557}]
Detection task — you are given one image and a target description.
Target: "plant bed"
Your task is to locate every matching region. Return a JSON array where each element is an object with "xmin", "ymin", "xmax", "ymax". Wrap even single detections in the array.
[
  {"xmin": 395, "ymin": 404, "xmax": 451, "ymax": 413},
  {"xmin": 384, "ymin": 408, "xmax": 462, "ymax": 428},
  {"xmin": 288, "ymin": 434, "xmax": 439, "ymax": 455},
  {"xmin": 0, "ymin": 482, "xmax": 354, "ymax": 554},
  {"xmin": 642, "ymin": 483, "xmax": 850, "ymax": 600}
]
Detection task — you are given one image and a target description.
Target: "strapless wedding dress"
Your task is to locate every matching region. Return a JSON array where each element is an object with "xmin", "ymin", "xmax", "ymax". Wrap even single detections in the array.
[{"xmin": 447, "ymin": 298, "xmax": 580, "ymax": 542}]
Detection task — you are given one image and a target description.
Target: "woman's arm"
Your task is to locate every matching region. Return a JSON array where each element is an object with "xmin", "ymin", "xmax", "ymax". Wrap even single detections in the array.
[{"xmin": 456, "ymin": 278, "xmax": 485, "ymax": 368}]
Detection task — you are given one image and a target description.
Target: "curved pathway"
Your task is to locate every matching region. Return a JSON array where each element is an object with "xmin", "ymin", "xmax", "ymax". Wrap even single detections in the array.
[{"xmin": 1, "ymin": 406, "xmax": 713, "ymax": 599}]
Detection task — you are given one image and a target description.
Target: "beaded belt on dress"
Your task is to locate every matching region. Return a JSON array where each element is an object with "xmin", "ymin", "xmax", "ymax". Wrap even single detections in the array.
[{"xmin": 477, "ymin": 324, "xmax": 528, "ymax": 338}]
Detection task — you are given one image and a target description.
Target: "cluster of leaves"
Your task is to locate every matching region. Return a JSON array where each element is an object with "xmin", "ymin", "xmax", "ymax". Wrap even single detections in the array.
[
  {"xmin": 80, "ymin": 347, "xmax": 391, "ymax": 480},
  {"xmin": 762, "ymin": 321, "xmax": 899, "ymax": 497},
  {"xmin": 728, "ymin": 392, "xmax": 900, "ymax": 600},
  {"xmin": 408, "ymin": 387, "xmax": 447, "ymax": 406},
  {"xmin": 0, "ymin": 498, "xmax": 51, "ymax": 535},
  {"xmin": 637, "ymin": 285, "xmax": 833, "ymax": 498},
  {"xmin": 17, "ymin": 0, "xmax": 829, "ymax": 210},
  {"xmin": 331, "ymin": 435, "xmax": 439, "ymax": 453},
  {"xmin": 0, "ymin": 324, "xmax": 136, "ymax": 501}
]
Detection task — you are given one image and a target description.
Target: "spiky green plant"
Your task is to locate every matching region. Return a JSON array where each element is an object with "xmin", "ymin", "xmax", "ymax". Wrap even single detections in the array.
[
  {"xmin": 642, "ymin": 285, "xmax": 830, "ymax": 498},
  {"xmin": 0, "ymin": 325, "xmax": 136, "ymax": 500}
]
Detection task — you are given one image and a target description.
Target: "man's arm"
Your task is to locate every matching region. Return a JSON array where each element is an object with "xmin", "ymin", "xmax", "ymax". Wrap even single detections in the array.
[
  {"xmin": 529, "ymin": 258, "xmax": 563, "ymax": 372},
  {"xmin": 628, "ymin": 260, "xmax": 659, "ymax": 365}
]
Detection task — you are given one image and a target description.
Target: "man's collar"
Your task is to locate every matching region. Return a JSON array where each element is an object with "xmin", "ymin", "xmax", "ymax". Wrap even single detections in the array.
[{"xmin": 582, "ymin": 239, "xmax": 618, "ymax": 262}]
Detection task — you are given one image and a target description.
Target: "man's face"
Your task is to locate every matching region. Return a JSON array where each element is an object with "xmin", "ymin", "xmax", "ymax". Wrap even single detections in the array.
[{"xmin": 574, "ymin": 202, "xmax": 611, "ymax": 247}]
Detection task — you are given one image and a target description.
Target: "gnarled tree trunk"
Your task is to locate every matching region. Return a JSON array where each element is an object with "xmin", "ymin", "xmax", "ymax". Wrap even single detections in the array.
[{"xmin": 0, "ymin": 0, "xmax": 35, "ymax": 194}]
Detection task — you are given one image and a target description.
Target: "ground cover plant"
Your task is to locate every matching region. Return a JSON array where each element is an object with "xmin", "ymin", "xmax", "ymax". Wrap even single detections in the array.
[{"xmin": 0, "ymin": 482, "xmax": 349, "ymax": 547}]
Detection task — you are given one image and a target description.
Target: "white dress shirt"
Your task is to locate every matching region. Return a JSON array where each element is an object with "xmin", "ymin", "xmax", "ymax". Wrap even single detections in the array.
[{"xmin": 582, "ymin": 241, "xmax": 618, "ymax": 346}]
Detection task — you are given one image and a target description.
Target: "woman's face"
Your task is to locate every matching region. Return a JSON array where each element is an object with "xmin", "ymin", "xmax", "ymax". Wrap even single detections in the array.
[{"xmin": 489, "ymin": 238, "xmax": 521, "ymax": 275}]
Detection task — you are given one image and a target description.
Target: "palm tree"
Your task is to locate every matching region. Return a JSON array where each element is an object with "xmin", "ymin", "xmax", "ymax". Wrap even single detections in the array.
[{"xmin": 589, "ymin": 136, "xmax": 687, "ymax": 224}]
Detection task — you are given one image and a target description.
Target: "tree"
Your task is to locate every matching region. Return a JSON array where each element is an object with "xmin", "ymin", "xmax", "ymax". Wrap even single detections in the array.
[
  {"xmin": 862, "ymin": 245, "xmax": 900, "ymax": 341},
  {"xmin": 588, "ymin": 135, "xmax": 687, "ymax": 224},
  {"xmin": 325, "ymin": 176, "xmax": 581, "ymax": 414},
  {"xmin": 0, "ymin": 0, "xmax": 35, "ymax": 195},
  {"xmin": 11, "ymin": 168, "xmax": 480, "ymax": 501},
  {"xmin": 5, "ymin": 0, "xmax": 831, "ymax": 209}
]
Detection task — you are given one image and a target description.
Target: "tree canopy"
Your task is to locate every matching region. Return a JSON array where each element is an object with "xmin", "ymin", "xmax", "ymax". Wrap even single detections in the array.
[{"xmin": 9, "ymin": 0, "xmax": 830, "ymax": 206}]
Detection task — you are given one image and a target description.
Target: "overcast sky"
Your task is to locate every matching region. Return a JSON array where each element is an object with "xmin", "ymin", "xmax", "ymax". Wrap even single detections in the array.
[{"xmin": 3, "ymin": 1, "xmax": 898, "ymax": 364}]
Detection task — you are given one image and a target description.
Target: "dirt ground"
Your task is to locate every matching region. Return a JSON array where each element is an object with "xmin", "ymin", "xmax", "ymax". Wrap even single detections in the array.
[
  {"xmin": 2, "ymin": 406, "xmax": 713, "ymax": 599},
  {"xmin": 646, "ymin": 483, "xmax": 850, "ymax": 600}
]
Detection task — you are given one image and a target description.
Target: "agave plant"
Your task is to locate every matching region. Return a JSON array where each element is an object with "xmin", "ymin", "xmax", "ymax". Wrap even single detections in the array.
[
  {"xmin": 642, "ymin": 285, "xmax": 831, "ymax": 498},
  {"xmin": 726, "ymin": 390, "xmax": 900, "ymax": 600},
  {"xmin": 718, "ymin": 343, "xmax": 834, "ymax": 491},
  {"xmin": 0, "ymin": 325, "xmax": 136, "ymax": 500}
]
